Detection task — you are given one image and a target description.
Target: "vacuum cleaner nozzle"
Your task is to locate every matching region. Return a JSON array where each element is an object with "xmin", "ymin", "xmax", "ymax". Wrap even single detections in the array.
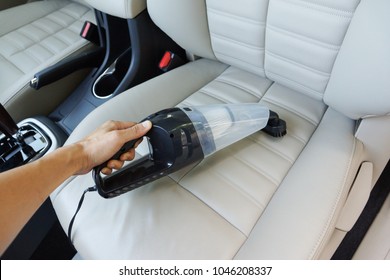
[
  {"xmin": 263, "ymin": 111, "xmax": 287, "ymax": 138},
  {"xmin": 93, "ymin": 103, "xmax": 286, "ymax": 198}
]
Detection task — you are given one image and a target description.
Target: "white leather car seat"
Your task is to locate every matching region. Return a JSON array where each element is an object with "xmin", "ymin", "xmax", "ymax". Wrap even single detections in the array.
[
  {"xmin": 51, "ymin": 0, "xmax": 390, "ymax": 259},
  {"xmin": 0, "ymin": 0, "xmax": 95, "ymax": 119}
]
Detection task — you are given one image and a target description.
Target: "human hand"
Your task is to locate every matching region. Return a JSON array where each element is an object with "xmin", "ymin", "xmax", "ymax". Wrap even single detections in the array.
[{"xmin": 75, "ymin": 120, "xmax": 152, "ymax": 175}]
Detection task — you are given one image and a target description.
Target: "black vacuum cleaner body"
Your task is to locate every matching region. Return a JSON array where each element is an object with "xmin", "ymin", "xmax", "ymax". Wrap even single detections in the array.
[{"xmin": 93, "ymin": 104, "xmax": 286, "ymax": 198}]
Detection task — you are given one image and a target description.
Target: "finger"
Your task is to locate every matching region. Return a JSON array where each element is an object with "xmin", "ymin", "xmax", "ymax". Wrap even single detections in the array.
[
  {"xmin": 93, "ymin": 121, "xmax": 138, "ymax": 138},
  {"xmin": 111, "ymin": 121, "xmax": 138, "ymax": 131},
  {"xmin": 119, "ymin": 149, "xmax": 136, "ymax": 161},
  {"xmin": 115, "ymin": 122, "xmax": 150, "ymax": 161},
  {"xmin": 85, "ymin": 121, "xmax": 138, "ymax": 142},
  {"xmin": 103, "ymin": 120, "xmax": 138, "ymax": 131},
  {"xmin": 107, "ymin": 159, "xmax": 125, "ymax": 170},
  {"xmin": 101, "ymin": 167, "xmax": 113, "ymax": 175},
  {"xmin": 121, "ymin": 120, "xmax": 152, "ymax": 142}
]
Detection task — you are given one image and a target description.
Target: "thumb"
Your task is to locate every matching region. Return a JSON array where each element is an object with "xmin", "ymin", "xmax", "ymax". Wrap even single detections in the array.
[{"xmin": 126, "ymin": 120, "xmax": 152, "ymax": 139}]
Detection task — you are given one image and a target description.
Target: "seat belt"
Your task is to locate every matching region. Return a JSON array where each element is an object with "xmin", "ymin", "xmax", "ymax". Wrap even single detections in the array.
[{"xmin": 332, "ymin": 159, "xmax": 390, "ymax": 259}]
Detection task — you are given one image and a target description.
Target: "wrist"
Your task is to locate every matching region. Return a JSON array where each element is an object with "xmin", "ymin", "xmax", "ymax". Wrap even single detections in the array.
[{"xmin": 58, "ymin": 142, "xmax": 89, "ymax": 175}]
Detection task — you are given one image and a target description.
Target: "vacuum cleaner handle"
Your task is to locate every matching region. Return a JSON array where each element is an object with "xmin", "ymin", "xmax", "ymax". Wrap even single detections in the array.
[{"xmin": 93, "ymin": 138, "xmax": 139, "ymax": 175}]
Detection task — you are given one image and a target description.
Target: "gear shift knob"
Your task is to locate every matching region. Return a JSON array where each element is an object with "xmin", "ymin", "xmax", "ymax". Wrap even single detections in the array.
[{"xmin": 0, "ymin": 103, "xmax": 19, "ymax": 139}]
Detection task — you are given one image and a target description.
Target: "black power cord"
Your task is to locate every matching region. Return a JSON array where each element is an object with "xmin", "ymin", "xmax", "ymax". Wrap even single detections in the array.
[{"xmin": 67, "ymin": 186, "xmax": 97, "ymax": 244}]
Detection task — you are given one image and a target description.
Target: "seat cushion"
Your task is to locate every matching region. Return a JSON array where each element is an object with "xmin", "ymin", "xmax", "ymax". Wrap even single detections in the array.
[
  {"xmin": 51, "ymin": 58, "xmax": 363, "ymax": 259},
  {"xmin": 0, "ymin": 0, "xmax": 94, "ymax": 107}
]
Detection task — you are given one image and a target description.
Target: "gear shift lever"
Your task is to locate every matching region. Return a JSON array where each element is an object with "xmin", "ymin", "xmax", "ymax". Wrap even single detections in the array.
[
  {"xmin": 0, "ymin": 103, "xmax": 19, "ymax": 140},
  {"xmin": 0, "ymin": 104, "xmax": 51, "ymax": 172}
]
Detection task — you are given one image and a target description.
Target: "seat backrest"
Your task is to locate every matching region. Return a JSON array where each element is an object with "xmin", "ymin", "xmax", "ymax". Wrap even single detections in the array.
[
  {"xmin": 147, "ymin": 0, "xmax": 390, "ymax": 120},
  {"xmin": 84, "ymin": 0, "xmax": 146, "ymax": 19}
]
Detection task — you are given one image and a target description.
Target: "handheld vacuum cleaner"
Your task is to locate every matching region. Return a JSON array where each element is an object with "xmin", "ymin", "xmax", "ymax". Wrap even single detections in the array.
[{"xmin": 93, "ymin": 103, "xmax": 286, "ymax": 198}]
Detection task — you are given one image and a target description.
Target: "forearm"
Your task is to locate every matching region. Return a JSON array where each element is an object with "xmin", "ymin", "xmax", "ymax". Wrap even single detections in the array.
[{"xmin": 0, "ymin": 143, "xmax": 84, "ymax": 255}]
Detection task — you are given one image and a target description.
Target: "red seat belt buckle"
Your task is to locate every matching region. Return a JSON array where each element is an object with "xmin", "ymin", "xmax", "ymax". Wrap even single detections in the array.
[
  {"xmin": 81, "ymin": 22, "xmax": 92, "ymax": 38},
  {"xmin": 80, "ymin": 21, "xmax": 100, "ymax": 45},
  {"xmin": 158, "ymin": 51, "xmax": 186, "ymax": 72},
  {"xmin": 159, "ymin": 51, "xmax": 174, "ymax": 71}
]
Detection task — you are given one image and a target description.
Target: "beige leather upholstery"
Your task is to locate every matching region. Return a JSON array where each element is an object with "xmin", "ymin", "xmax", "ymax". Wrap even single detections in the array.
[
  {"xmin": 85, "ymin": 0, "xmax": 146, "ymax": 19},
  {"xmin": 0, "ymin": 0, "xmax": 95, "ymax": 114},
  {"xmin": 324, "ymin": 0, "xmax": 390, "ymax": 119},
  {"xmin": 52, "ymin": 0, "xmax": 390, "ymax": 259}
]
